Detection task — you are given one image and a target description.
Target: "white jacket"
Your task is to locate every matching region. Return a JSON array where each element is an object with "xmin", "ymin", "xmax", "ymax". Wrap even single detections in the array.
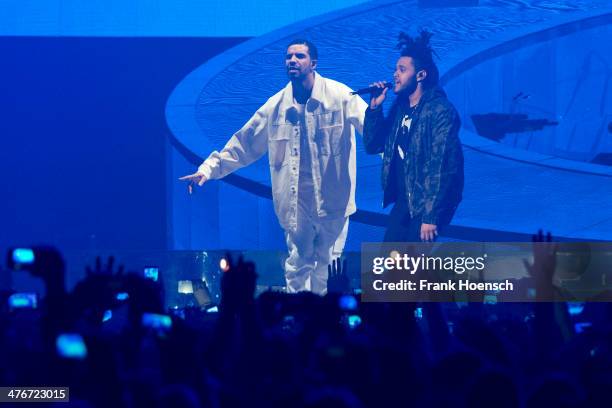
[{"xmin": 198, "ymin": 72, "xmax": 367, "ymax": 230}]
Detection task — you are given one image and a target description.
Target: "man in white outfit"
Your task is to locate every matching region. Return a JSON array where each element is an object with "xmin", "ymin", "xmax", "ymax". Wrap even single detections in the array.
[{"xmin": 180, "ymin": 39, "xmax": 367, "ymax": 294}]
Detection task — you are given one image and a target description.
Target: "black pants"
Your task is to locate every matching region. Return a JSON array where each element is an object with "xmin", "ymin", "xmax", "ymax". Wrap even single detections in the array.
[{"xmin": 383, "ymin": 199, "xmax": 447, "ymax": 242}]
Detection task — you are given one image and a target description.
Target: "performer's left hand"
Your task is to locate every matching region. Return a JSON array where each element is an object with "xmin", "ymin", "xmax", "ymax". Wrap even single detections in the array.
[{"xmin": 420, "ymin": 223, "xmax": 438, "ymax": 242}]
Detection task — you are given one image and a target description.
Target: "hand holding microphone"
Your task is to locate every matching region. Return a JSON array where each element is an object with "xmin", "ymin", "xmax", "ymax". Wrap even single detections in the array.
[{"xmin": 365, "ymin": 81, "xmax": 391, "ymax": 109}]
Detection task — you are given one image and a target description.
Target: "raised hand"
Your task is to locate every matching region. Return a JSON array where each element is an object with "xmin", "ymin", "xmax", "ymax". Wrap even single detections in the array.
[
  {"xmin": 86, "ymin": 255, "xmax": 124, "ymax": 276},
  {"xmin": 523, "ymin": 230, "xmax": 557, "ymax": 300},
  {"xmin": 327, "ymin": 257, "xmax": 350, "ymax": 294},
  {"xmin": 178, "ymin": 171, "xmax": 208, "ymax": 194}
]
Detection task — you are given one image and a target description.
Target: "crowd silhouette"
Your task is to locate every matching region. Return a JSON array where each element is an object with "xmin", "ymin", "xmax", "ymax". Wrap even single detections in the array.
[{"xmin": 1, "ymin": 231, "xmax": 611, "ymax": 407}]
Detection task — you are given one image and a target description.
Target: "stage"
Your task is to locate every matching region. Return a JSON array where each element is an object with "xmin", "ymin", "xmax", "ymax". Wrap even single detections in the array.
[{"xmin": 166, "ymin": 0, "xmax": 612, "ymax": 248}]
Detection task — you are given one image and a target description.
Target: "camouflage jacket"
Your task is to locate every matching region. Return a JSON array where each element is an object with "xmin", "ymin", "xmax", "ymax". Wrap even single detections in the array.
[{"xmin": 363, "ymin": 86, "xmax": 464, "ymax": 226}]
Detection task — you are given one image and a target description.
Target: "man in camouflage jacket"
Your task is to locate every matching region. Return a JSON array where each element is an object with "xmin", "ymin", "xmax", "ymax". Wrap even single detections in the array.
[{"xmin": 363, "ymin": 30, "xmax": 464, "ymax": 242}]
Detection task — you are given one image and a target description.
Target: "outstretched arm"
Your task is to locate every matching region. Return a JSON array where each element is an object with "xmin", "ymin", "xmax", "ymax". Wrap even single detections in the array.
[{"xmin": 179, "ymin": 107, "xmax": 270, "ymax": 193}]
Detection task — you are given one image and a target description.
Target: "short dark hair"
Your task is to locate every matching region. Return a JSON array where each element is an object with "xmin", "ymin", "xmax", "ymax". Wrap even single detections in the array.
[
  {"xmin": 397, "ymin": 30, "xmax": 439, "ymax": 88},
  {"xmin": 287, "ymin": 39, "xmax": 318, "ymax": 60}
]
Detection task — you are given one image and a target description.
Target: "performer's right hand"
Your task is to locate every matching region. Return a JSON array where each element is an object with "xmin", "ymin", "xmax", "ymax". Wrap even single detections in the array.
[
  {"xmin": 179, "ymin": 171, "xmax": 208, "ymax": 194},
  {"xmin": 369, "ymin": 81, "xmax": 389, "ymax": 109}
]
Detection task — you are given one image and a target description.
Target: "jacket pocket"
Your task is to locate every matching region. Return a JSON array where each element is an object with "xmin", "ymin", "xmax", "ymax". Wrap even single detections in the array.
[
  {"xmin": 269, "ymin": 124, "xmax": 291, "ymax": 168},
  {"xmin": 316, "ymin": 124, "xmax": 343, "ymax": 156},
  {"xmin": 316, "ymin": 109, "xmax": 343, "ymax": 156}
]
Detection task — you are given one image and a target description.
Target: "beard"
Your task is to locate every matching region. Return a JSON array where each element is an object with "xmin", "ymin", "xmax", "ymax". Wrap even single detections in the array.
[
  {"xmin": 396, "ymin": 74, "xmax": 418, "ymax": 97},
  {"xmin": 287, "ymin": 69, "xmax": 302, "ymax": 80}
]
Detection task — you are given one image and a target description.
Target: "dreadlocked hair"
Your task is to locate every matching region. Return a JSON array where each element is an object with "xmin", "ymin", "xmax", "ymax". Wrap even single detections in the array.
[{"xmin": 396, "ymin": 29, "xmax": 439, "ymax": 88}]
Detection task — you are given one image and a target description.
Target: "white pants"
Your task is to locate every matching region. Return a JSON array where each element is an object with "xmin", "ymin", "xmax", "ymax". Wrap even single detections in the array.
[{"xmin": 284, "ymin": 205, "xmax": 349, "ymax": 296}]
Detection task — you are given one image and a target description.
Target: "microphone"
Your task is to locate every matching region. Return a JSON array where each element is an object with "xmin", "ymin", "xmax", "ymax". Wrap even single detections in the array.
[{"xmin": 350, "ymin": 82, "xmax": 393, "ymax": 95}]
